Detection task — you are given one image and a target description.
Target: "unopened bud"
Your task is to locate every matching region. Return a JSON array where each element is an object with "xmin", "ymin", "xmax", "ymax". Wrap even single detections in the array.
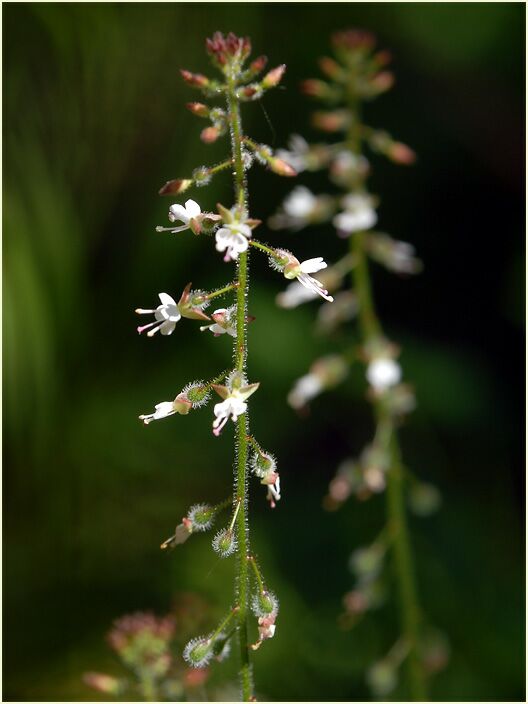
[
  {"xmin": 371, "ymin": 71, "xmax": 394, "ymax": 93},
  {"xmin": 318, "ymin": 56, "xmax": 342, "ymax": 79},
  {"xmin": 158, "ymin": 178, "xmax": 193, "ymax": 196},
  {"xmin": 269, "ymin": 157, "xmax": 297, "ymax": 177},
  {"xmin": 300, "ymin": 78, "xmax": 329, "ymax": 98},
  {"xmin": 249, "ymin": 54, "xmax": 268, "ymax": 74},
  {"xmin": 262, "ymin": 64, "xmax": 286, "ymax": 89},
  {"xmin": 312, "ymin": 110, "xmax": 349, "ymax": 132},
  {"xmin": 186, "ymin": 102, "xmax": 210, "ymax": 118},
  {"xmin": 180, "ymin": 69, "xmax": 209, "ymax": 88},
  {"xmin": 200, "ymin": 126, "xmax": 220, "ymax": 144},
  {"xmin": 388, "ymin": 141, "xmax": 416, "ymax": 165},
  {"xmin": 83, "ymin": 672, "xmax": 122, "ymax": 695}
]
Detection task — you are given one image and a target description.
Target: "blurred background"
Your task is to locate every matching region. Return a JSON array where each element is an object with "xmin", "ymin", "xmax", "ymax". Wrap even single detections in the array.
[{"xmin": 3, "ymin": 2, "xmax": 525, "ymax": 701}]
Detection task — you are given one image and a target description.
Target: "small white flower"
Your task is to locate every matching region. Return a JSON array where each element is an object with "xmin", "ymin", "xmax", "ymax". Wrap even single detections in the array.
[
  {"xmin": 212, "ymin": 395, "xmax": 248, "ymax": 436},
  {"xmin": 284, "ymin": 256, "xmax": 334, "ymax": 303},
  {"xmin": 276, "ymin": 134, "xmax": 310, "ymax": 173},
  {"xmin": 366, "ymin": 358, "xmax": 402, "ymax": 391},
  {"xmin": 287, "ymin": 373, "xmax": 323, "ymax": 409},
  {"xmin": 333, "ymin": 194, "xmax": 377, "ymax": 235},
  {"xmin": 156, "ymin": 199, "xmax": 202, "ymax": 234},
  {"xmin": 283, "ymin": 186, "xmax": 317, "ymax": 218},
  {"xmin": 200, "ymin": 307, "xmax": 236, "ymax": 337},
  {"xmin": 262, "ymin": 472, "xmax": 281, "ymax": 509},
  {"xmin": 215, "ymin": 222, "xmax": 252, "ymax": 262},
  {"xmin": 139, "ymin": 400, "xmax": 177, "ymax": 425},
  {"xmin": 136, "ymin": 292, "xmax": 181, "ymax": 336}
]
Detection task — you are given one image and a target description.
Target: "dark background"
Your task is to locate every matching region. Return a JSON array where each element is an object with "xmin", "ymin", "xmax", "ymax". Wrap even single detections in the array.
[{"xmin": 3, "ymin": 2, "xmax": 525, "ymax": 701}]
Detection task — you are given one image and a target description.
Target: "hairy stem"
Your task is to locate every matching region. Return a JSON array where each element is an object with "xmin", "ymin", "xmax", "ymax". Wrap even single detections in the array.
[
  {"xmin": 226, "ymin": 74, "xmax": 253, "ymax": 702},
  {"xmin": 347, "ymin": 94, "xmax": 427, "ymax": 701}
]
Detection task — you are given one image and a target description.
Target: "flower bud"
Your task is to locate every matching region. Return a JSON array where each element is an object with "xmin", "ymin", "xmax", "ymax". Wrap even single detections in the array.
[
  {"xmin": 262, "ymin": 64, "xmax": 286, "ymax": 89},
  {"xmin": 212, "ymin": 528, "xmax": 237, "ymax": 557},
  {"xmin": 318, "ymin": 56, "xmax": 343, "ymax": 79},
  {"xmin": 183, "ymin": 636, "xmax": 213, "ymax": 668},
  {"xmin": 83, "ymin": 672, "xmax": 122, "ymax": 696},
  {"xmin": 186, "ymin": 102, "xmax": 210, "ymax": 118},
  {"xmin": 388, "ymin": 141, "xmax": 416, "ymax": 165},
  {"xmin": 300, "ymin": 78, "xmax": 330, "ymax": 98},
  {"xmin": 311, "ymin": 110, "xmax": 350, "ymax": 132},
  {"xmin": 249, "ymin": 54, "xmax": 268, "ymax": 75},
  {"xmin": 268, "ymin": 157, "xmax": 297, "ymax": 177},
  {"xmin": 200, "ymin": 126, "xmax": 220, "ymax": 144},
  {"xmin": 370, "ymin": 70, "xmax": 395, "ymax": 94},
  {"xmin": 158, "ymin": 178, "xmax": 193, "ymax": 196},
  {"xmin": 180, "ymin": 69, "xmax": 210, "ymax": 88}
]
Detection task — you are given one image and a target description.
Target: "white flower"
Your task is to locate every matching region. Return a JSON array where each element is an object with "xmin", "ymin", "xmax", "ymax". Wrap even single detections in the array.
[
  {"xmin": 156, "ymin": 199, "xmax": 201, "ymax": 234},
  {"xmin": 283, "ymin": 186, "xmax": 317, "ymax": 218},
  {"xmin": 333, "ymin": 194, "xmax": 377, "ymax": 234},
  {"xmin": 262, "ymin": 472, "xmax": 281, "ymax": 508},
  {"xmin": 366, "ymin": 358, "xmax": 402, "ymax": 391},
  {"xmin": 212, "ymin": 394, "xmax": 248, "ymax": 436},
  {"xmin": 284, "ymin": 256, "xmax": 334, "ymax": 303},
  {"xmin": 200, "ymin": 307, "xmax": 236, "ymax": 337},
  {"xmin": 139, "ymin": 401, "xmax": 177, "ymax": 425},
  {"xmin": 287, "ymin": 373, "xmax": 323, "ymax": 409},
  {"xmin": 215, "ymin": 222, "xmax": 252, "ymax": 262},
  {"xmin": 276, "ymin": 134, "xmax": 310, "ymax": 173},
  {"xmin": 136, "ymin": 292, "xmax": 181, "ymax": 336}
]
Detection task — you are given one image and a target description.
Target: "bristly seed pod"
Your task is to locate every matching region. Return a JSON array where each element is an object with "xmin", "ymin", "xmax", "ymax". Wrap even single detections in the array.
[
  {"xmin": 187, "ymin": 503, "xmax": 216, "ymax": 531},
  {"xmin": 212, "ymin": 528, "xmax": 237, "ymax": 557},
  {"xmin": 183, "ymin": 636, "xmax": 214, "ymax": 668}
]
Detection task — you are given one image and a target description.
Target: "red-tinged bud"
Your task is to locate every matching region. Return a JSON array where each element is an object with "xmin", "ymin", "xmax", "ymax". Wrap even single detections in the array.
[
  {"xmin": 242, "ymin": 85, "xmax": 259, "ymax": 98},
  {"xmin": 83, "ymin": 672, "xmax": 121, "ymax": 695},
  {"xmin": 388, "ymin": 142, "xmax": 416, "ymax": 165},
  {"xmin": 371, "ymin": 71, "xmax": 395, "ymax": 93},
  {"xmin": 300, "ymin": 79, "xmax": 328, "ymax": 98},
  {"xmin": 318, "ymin": 56, "xmax": 342, "ymax": 79},
  {"xmin": 332, "ymin": 29, "xmax": 376, "ymax": 52},
  {"xmin": 180, "ymin": 69, "xmax": 209, "ymax": 88},
  {"xmin": 200, "ymin": 126, "xmax": 220, "ymax": 144},
  {"xmin": 158, "ymin": 178, "xmax": 193, "ymax": 196},
  {"xmin": 269, "ymin": 158, "xmax": 297, "ymax": 177},
  {"xmin": 186, "ymin": 102, "xmax": 210, "ymax": 118},
  {"xmin": 262, "ymin": 64, "xmax": 286, "ymax": 89},
  {"xmin": 312, "ymin": 110, "xmax": 349, "ymax": 132},
  {"xmin": 250, "ymin": 54, "xmax": 268, "ymax": 74}
]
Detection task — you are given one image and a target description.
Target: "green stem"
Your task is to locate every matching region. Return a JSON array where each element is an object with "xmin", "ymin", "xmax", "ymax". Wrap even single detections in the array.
[
  {"xmin": 226, "ymin": 74, "xmax": 254, "ymax": 702},
  {"xmin": 248, "ymin": 555, "xmax": 265, "ymax": 592},
  {"xmin": 248, "ymin": 239, "xmax": 276, "ymax": 256},
  {"xmin": 204, "ymin": 282, "xmax": 239, "ymax": 301},
  {"xmin": 347, "ymin": 93, "xmax": 427, "ymax": 701},
  {"xmin": 386, "ymin": 439, "xmax": 428, "ymax": 701},
  {"xmin": 207, "ymin": 158, "xmax": 234, "ymax": 176}
]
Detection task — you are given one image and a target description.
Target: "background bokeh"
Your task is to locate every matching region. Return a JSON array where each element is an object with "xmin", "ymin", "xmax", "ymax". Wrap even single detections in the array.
[{"xmin": 3, "ymin": 2, "xmax": 525, "ymax": 701}]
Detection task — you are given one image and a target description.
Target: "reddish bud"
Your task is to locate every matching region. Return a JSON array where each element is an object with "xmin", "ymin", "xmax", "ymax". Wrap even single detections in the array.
[
  {"xmin": 262, "ymin": 64, "xmax": 286, "ymax": 89},
  {"xmin": 180, "ymin": 69, "xmax": 209, "ymax": 88},
  {"xmin": 300, "ymin": 79, "xmax": 328, "ymax": 98},
  {"xmin": 371, "ymin": 71, "xmax": 394, "ymax": 93},
  {"xmin": 312, "ymin": 110, "xmax": 348, "ymax": 132},
  {"xmin": 269, "ymin": 158, "xmax": 297, "ymax": 177},
  {"xmin": 318, "ymin": 56, "xmax": 342, "ymax": 79},
  {"xmin": 249, "ymin": 54, "xmax": 268, "ymax": 74},
  {"xmin": 83, "ymin": 672, "xmax": 121, "ymax": 695},
  {"xmin": 332, "ymin": 29, "xmax": 376, "ymax": 52},
  {"xmin": 158, "ymin": 178, "xmax": 193, "ymax": 196},
  {"xmin": 186, "ymin": 102, "xmax": 209, "ymax": 118},
  {"xmin": 388, "ymin": 142, "xmax": 416, "ymax": 165},
  {"xmin": 242, "ymin": 85, "xmax": 259, "ymax": 98},
  {"xmin": 200, "ymin": 126, "xmax": 220, "ymax": 144}
]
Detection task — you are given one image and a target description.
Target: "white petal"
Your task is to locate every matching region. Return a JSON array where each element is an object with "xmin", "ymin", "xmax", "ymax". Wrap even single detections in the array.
[
  {"xmin": 160, "ymin": 320, "xmax": 177, "ymax": 335},
  {"xmin": 169, "ymin": 204, "xmax": 189, "ymax": 224},
  {"xmin": 158, "ymin": 292, "xmax": 177, "ymax": 307},
  {"xmin": 300, "ymin": 257, "xmax": 326, "ymax": 274},
  {"xmin": 185, "ymin": 199, "xmax": 201, "ymax": 218}
]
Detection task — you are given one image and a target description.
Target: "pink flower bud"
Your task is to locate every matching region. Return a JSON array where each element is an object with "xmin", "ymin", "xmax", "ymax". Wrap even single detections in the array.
[
  {"xmin": 186, "ymin": 101, "xmax": 210, "ymax": 118},
  {"xmin": 249, "ymin": 54, "xmax": 268, "ymax": 74},
  {"xmin": 83, "ymin": 672, "xmax": 121, "ymax": 695},
  {"xmin": 262, "ymin": 64, "xmax": 286, "ymax": 88},
  {"xmin": 371, "ymin": 71, "xmax": 395, "ymax": 93},
  {"xmin": 180, "ymin": 69, "xmax": 210, "ymax": 88},
  {"xmin": 300, "ymin": 79, "xmax": 328, "ymax": 97},
  {"xmin": 318, "ymin": 56, "xmax": 342, "ymax": 79},
  {"xmin": 200, "ymin": 126, "xmax": 220, "ymax": 144},
  {"xmin": 269, "ymin": 157, "xmax": 297, "ymax": 177},
  {"xmin": 388, "ymin": 142, "xmax": 416, "ymax": 165},
  {"xmin": 158, "ymin": 178, "xmax": 193, "ymax": 196}
]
